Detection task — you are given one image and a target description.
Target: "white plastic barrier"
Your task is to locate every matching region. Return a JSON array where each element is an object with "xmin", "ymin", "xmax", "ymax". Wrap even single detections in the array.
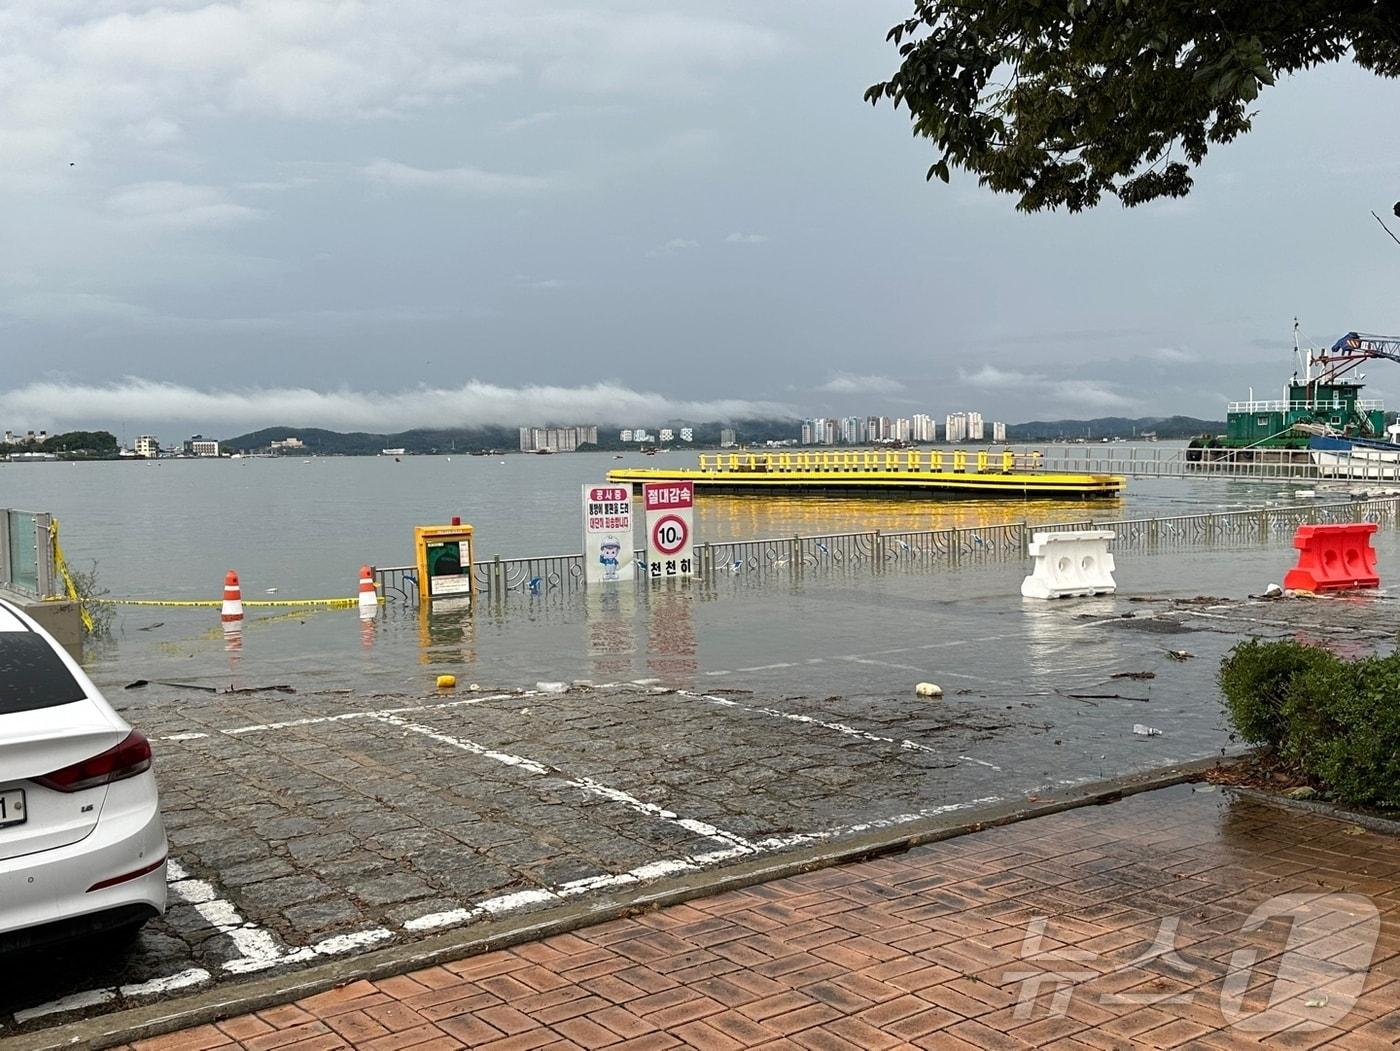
[{"xmin": 1021, "ymin": 529, "xmax": 1117, "ymax": 599}]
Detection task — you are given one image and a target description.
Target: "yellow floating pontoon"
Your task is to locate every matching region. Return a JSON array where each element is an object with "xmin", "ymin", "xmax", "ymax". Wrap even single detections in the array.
[{"xmin": 608, "ymin": 449, "xmax": 1124, "ymax": 500}]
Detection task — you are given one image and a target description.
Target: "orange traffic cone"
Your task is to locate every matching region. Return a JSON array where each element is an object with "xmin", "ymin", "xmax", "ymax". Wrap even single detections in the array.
[
  {"xmin": 221, "ymin": 570, "xmax": 243, "ymax": 623},
  {"xmin": 358, "ymin": 564, "xmax": 378, "ymax": 618}
]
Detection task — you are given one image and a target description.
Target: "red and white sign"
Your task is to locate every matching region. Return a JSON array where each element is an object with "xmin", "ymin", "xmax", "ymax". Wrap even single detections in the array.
[
  {"xmin": 582, "ymin": 484, "xmax": 634, "ymax": 584},
  {"xmin": 643, "ymin": 482, "xmax": 695, "ymax": 578}
]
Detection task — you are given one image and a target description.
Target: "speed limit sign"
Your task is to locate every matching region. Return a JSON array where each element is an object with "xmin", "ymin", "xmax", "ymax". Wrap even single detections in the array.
[
  {"xmin": 643, "ymin": 483, "xmax": 695, "ymax": 578},
  {"xmin": 651, "ymin": 514, "xmax": 688, "ymax": 555}
]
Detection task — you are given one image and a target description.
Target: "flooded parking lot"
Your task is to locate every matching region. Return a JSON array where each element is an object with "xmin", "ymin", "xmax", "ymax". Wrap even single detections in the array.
[{"xmin": 8, "ymin": 530, "xmax": 1399, "ymax": 1031}]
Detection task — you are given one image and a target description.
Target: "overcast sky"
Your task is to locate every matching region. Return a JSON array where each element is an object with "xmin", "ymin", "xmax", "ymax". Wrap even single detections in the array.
[{"xmin": 4, "ymin": 0, "xmax": 1400, "ymax": 437}]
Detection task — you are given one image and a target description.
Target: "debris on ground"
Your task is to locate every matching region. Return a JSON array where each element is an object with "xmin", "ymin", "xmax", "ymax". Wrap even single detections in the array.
[
  {"xmin": 224, "ymin": 684, "xmax": 296, "ymax": 694},
  {"xmin": 1262, "ymin": 583, "xmax": 1283, "ymax": 598},
  {"xmin": 1285, "ymin": 786, "xmax": 1320, "ymax": 800},
  {"xmin": 1132, "ymin": 724, "xmax": 1163, "ymax": 737},
  {"xmin": 915, "ymin": 682, "xmax": 943, "ymax": 698},
  {"xmin": 124, "ymin": 679, "xmax": 218, "ymax": 692},
  {"xmin": 1167, "ymin": 650, "xmax": 1195, "ymax": 661},
  {"xmin": 1111, "ymin": 671, "xmax": 1156, "ymax": 680}
]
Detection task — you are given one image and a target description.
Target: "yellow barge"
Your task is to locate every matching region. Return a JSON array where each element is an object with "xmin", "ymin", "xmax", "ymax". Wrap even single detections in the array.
[{"xmin": 608, "ymin": 449, "xmax": 1124, "ymax": 500}]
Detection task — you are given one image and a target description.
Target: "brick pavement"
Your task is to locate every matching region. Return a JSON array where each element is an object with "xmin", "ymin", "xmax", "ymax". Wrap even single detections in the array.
[{"xmin": 115, "ymin": 784, "xmax": 1400, "ymax": 1051}]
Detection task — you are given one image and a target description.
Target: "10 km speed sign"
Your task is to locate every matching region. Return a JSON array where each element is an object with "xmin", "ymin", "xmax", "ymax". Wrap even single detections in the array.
[{"xmin": 643, "ymin": 482, "xmax": 695, "ymax": 579}]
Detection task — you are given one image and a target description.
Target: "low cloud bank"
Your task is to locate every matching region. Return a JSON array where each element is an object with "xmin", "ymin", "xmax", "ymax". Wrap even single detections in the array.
[{"xmin": 0, "ymin": 378, "xmax": 795, "ymax": 434}]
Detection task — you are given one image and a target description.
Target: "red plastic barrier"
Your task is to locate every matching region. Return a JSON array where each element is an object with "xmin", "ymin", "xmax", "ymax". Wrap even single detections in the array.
[{"xmin": 1282, "ymin": 523, "xmax": 1380, "ymax": 591}]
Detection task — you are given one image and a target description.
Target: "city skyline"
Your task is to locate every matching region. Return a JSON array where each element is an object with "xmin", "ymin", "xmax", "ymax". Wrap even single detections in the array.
[{"xmin": 2, "ymin": 4, "xmax": 1398, "ymax": 434}]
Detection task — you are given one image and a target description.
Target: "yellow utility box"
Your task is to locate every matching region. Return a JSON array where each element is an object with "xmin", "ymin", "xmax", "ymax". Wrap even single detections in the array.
[{"xmin": 414, "ymin": 521, "xmax": 475, "ymax": 603}]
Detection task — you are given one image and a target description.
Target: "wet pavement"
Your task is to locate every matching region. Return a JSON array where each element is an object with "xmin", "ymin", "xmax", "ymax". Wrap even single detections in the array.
[
  {"xmin": 116, "ymin": 784, "xmax": 1400, "ymax": 1050},
  {"xmin": 6, "ymin": 539, "xmax": 1400, "ymax": 1032}
]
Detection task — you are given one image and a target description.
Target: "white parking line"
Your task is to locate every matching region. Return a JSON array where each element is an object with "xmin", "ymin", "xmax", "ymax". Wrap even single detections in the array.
[
  {"xmin": 371, "ymin": 713, "xmax": 755, "ymax": 851},
  {"xmin": 404, "ymin": 794, "xmax": 1004, "ymax": 934},
  {"xmin": 675, "ymin": 691, "xmax": 1002, "ymax": 772},
  {"xmin": 13, "ymin": 990, "xmax": 116, "ymax": 1024},
  {"xmin": 167, "ymin": 860, "xmax": 285, "ymax": 971}
]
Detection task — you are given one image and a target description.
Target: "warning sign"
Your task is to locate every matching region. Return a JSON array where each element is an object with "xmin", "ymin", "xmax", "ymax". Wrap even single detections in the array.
[
  {"xmin": 582, "ymin": 484, "xmax": 635, "ymax": 584},
  {"xmin": 643, "ymin": 482, "xmax": 695, "ymax": 579}
]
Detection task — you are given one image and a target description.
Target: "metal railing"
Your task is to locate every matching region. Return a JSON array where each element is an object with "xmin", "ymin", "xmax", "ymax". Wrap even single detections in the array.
[
  {"xmin": 1225, "ymin": 399, "xmax": 1383, "ymax": 412},
  {"xmin": 0, "ymin": 509, "xmax": 56, "ymax": 598},
  {"xmin": 1038, "ymin": 445, "xmax": 1332, "ymax": 480},
  {"xmin": 374, "ymin": 496, "xmax": 1400, "ymax": 603},
  {"xmin": 694, "ymin": 449, "xmax": 1046, "ymax": 474}
]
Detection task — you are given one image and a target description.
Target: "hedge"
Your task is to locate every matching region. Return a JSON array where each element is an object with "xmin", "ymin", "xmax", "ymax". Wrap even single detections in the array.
[{"xmin": 1218, "ymin": 639, "xmax": 1400, "ymax": 809}]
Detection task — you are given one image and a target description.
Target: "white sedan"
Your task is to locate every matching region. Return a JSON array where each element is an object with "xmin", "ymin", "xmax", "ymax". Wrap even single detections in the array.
[{"xmin": 0, "ymin": 599, "xmax": 167, "ymax": 952}]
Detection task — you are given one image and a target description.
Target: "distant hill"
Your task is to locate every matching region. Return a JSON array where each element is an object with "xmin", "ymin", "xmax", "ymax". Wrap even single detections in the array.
[
  {"xmin": 1006, "ymin": 415, "xmax": 1222, "ymax": 440},
  {"xmin": 220, "ymin": 419, "xmax": 803, "ymax": 454}
]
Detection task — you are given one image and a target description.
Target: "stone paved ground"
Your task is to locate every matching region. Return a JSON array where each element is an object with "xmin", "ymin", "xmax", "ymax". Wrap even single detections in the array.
[
  {"xmin": 115, "ymin": 784, "xmax": 1400, "ymax": 1051},
  {"xmin": 10, "ymin": 580, "xmax": 1399, "ymax": 1031}
]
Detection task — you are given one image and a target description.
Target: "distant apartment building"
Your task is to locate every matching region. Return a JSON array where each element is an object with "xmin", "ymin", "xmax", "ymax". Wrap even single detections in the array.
[
  {"xmin": 191, "ymin": 440, "xmax": 220, "ymax": 457},
  {"xmin": 271, "ymin": 437, "xmax": 306, "ymax": 452},
  {"xmin": 891, "ymin": 418, "xmax": 912, "ymax": 442},
  {"xmin": 720, "ymin": 427, "xmax": 737, "ymax": 448},
  {"xmin": 800, "ymin": 419, "xmax": 841, "ymax": 445},
  {"xmin": 2, "ymin": 430, "xmax": 48, "ymax": 445},
  {"xmin": 911, "ymin": 414, "xmax": 936, "ymax": 442},
  {"xmin": 839, "ymin": 416, "xmax": 866, "ymax": 444},
  {"xmin": 518, "ymin": 425, "xmax": 599, "ymax": 452},
  {"xmin": 134, "ymin": 435, "xmax": 159, "ymax": 458},
  {"xmin": 992, "ymin": 421, "xmax": 1007, "ymax": 443},
  {"xmin": 944, "ymin": 413, "xmax": 968, "ymax": 443},
  {"xmin": 967, "ymin": 412, "xmax": 985, "ymax": 441}
]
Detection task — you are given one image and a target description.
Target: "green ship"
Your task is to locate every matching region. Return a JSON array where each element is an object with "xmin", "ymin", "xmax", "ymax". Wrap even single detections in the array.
[{"xmin": 1193, "ymin": 328, "xmax": 1399, "ymax": 453}]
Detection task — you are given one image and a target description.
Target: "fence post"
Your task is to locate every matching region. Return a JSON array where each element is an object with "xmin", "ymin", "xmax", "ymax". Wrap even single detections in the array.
[
  {"xmin": 872, "ymin": 529, "xmax": 883, "ymax": 570},
  {"xmin": 34, "ymin": 513, "xmax": 53, "ymax": 598},
  {"xmin": 791, "ymin": 534, "xmax": 801, "ymax": 573},
  {"xmin": 1020, "ymin": 518, "xmax": 1030, "ymax": 558},
  {"xmin": 0, "ymin": 511, "xmax": 10, "ymax": 589},
  {"xmin": 702, "ymin": 542, "xmax": 713, "ymax": 582},
  {"xmin": 950, "ymin": 528, "xmax": 961, "ymax": 566},
  {"xmin": 1257, "ymin": 509, "xmax": 1268, "ymax": 543},
  {"xmin": 491, "ymin": 554, "xmax": 503, "ymax": 597}
]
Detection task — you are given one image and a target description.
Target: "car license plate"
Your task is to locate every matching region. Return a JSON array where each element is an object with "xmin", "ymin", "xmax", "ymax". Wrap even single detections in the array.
[{"xmin": 0, "ymin": 789, "xmax": 26, "ymax": 828}]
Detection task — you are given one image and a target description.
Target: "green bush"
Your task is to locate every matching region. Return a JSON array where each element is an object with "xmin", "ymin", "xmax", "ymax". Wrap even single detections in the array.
[
  {"xmin": 1219, "ymin": 640, "xmax": 1400, "ymax": 809},
  {"xmin": 1217, "ymin": 639, "xmax": 1335, "ymax": 749}
]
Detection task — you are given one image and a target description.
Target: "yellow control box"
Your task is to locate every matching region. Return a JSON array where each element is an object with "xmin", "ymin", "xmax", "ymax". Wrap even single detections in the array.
[{"xmin": 414, "ymin": 523, "xmax": 475, "ymax": 603}]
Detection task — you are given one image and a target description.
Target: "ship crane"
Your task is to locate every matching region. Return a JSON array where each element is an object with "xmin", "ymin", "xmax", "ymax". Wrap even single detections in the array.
[{"xmin": 1310, "ymin": 331, "xmax": 1400, "ymax": 385}]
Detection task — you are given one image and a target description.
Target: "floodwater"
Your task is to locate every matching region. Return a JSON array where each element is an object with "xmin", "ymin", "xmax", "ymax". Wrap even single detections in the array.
[
  {"xmin": 1, "ymin": 442, "xmax": 1368, "ymax": 699},
  {"xmin": 2, "ymin": 443, "xmax": 1319, "ymax": 600}
]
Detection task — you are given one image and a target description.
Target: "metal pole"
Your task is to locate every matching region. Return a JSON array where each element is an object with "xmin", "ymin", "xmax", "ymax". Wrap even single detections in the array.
[
  {"xmin": 0, "ymin": 511, "xmax": 10, "ymax": 589},
  {"xmin": 34, "ymin": 513, "xmax": 53, "ymax": 598}
]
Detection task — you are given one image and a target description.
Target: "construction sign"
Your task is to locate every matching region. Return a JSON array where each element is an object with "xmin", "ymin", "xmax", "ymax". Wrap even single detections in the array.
[{"xmin": 582, "ymin": 484, "xmax": 635, "ymax": 584}]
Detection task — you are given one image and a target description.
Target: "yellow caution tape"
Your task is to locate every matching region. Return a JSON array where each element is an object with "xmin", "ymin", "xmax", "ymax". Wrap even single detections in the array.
[
  {"xmin": 50, "ymin": 519, "xmax": 95, "ymax": 634},
  {"xmin": 100, "ymin": 597, "xmax": 380, "ymax": 609}
]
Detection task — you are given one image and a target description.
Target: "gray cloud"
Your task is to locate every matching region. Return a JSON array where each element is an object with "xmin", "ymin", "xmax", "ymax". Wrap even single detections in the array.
[
  {"xmin": 818, "ymin": 373, "xmax": 902, "ymax": 395},
  {"xmin": 0, "ymin": 378, "xmax": 794, "ymax": 434},
  {"xmin": 363, "ymin": 159, "xmax": 552, "ymax": 195}
]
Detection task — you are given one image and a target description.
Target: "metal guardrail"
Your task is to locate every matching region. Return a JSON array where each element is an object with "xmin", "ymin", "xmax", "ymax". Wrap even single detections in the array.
[
  {"xmin": 696, "ymin": 449, "xmax": 1045, "ymax": 474},
  {"xmin": 1040, "ymin": 446, "xmax": 1327, "ymax": 480},
  {"xmin": 0, "ymin": 508, "xmax": 56, "ymax": 598},
  {"xmin": 374, "ymin": 496, "xmax": 1400, "ymax": 603}
]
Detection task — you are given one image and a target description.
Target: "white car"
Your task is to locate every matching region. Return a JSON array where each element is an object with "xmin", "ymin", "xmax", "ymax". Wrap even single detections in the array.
[{"xmin": 0, "ymin": 598, "xmax": 167, "ymax": 952}]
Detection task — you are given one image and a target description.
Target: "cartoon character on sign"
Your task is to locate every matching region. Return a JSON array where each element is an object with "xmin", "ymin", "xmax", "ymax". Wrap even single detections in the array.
[{"xmin": 599, "ymin": 538, "xmax": 622, "ymax": 580}]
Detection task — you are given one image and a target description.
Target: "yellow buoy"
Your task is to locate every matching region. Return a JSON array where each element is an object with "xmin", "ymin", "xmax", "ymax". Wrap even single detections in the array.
[{"xmin": 436, "ymin": 674, "xmax": 457, "ymax": 689}]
